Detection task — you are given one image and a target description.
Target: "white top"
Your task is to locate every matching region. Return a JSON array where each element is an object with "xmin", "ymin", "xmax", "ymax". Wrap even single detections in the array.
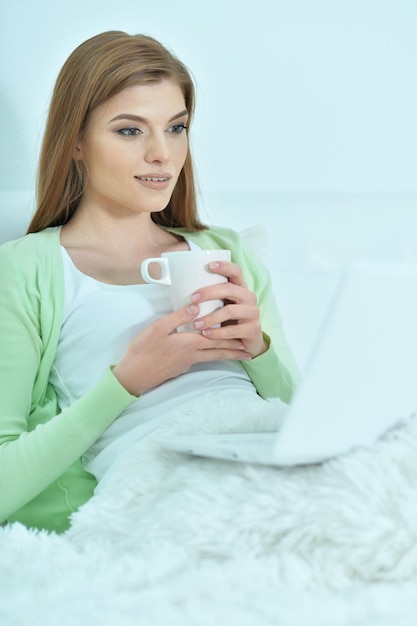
[{"xmin": 50, "ymin": 239, "xmax": 256, "ymax": 481}]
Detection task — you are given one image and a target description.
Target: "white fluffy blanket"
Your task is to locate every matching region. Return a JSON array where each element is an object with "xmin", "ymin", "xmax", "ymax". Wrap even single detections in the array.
[{"xmin": 2, "ymin": 396, "xmax": 417, "ymax": 625}]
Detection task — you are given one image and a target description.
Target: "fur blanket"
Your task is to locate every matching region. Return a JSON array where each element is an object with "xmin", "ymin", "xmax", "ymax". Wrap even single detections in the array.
[{"xmin": 2, "ymin": 396, "xmax": 417, "ymax": 625}]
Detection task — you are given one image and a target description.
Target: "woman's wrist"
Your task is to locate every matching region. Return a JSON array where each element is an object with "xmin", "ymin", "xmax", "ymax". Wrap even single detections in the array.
[
  {"xmin": 250, "ymin": 332, "xmax": 270, "ymax": 359},
  {"xmin": 111, "ymin": 363, "xmax": 141, "ymax": 397}
]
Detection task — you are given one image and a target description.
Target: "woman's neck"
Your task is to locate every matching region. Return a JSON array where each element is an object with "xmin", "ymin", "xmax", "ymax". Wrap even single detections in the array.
[
  {"xmin": 61, "ymin": 204, "xmax": 176, "ymax": 257},
  {"xmin": 59, "ymin": 204, "xmax": 188, "ymax": 285}
]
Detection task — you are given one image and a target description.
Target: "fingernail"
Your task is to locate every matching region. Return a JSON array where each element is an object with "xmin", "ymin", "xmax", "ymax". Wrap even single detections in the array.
[
  {"xmin": 187, "ymin": 305, "xmax": 199, "ymax": 317},
  {"xmin": 201, "ymin": 328, "xmax": 211, "ymax": 336},
  {"xmin": 242, "ymin": 354, "xmax": 252, "ymax": 361},
  {"xmin": 209, "ymin": 262, "xmax": 220, "ymax": 270},
  {"xmin": 194, "ymin": 320, "xmax": 205, "ymax": 329},
  {"xmin": 191, "ymin": 292, "xmax": 201, "ymax": 303}
]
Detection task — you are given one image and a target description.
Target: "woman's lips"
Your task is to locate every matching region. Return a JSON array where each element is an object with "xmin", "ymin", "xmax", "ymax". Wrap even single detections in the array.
[{"xmin": 134, "ymin": 174, "xmax": 172, "ymax": 190}]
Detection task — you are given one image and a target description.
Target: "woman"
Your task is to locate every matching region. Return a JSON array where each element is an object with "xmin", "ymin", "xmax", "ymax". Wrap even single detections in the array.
[{"xmin": 0, "ymin": 31, "xmax": 299, "ymax": 533}]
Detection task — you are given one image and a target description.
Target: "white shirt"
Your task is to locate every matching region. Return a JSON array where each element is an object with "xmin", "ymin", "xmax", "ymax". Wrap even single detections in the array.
[{"xmin": 50, "ymin": 240, "xmax": 256, "ymax": 480}]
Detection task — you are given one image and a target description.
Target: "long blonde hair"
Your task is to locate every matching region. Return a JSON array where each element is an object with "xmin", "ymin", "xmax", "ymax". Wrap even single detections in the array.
[{"xmin": 27, "ymin": 31, "xmax": 205, "ymax": 234}]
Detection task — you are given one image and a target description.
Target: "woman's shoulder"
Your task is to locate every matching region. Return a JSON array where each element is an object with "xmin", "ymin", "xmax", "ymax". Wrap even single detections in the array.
[
  {"xmin": 0, "ymin": 226, "xmax": 60, "ymax": 252},
  {"xmin": 0, "ymin": 227, "xmax": 61, "ymax": 272}
]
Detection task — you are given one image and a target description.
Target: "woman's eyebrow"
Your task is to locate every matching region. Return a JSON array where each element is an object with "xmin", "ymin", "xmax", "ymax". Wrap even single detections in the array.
[{"xmin": 109, "ymin": 109, "xmax": 189, "ymax": 124}]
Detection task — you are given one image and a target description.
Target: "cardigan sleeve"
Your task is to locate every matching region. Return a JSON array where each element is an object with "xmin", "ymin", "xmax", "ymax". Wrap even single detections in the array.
[
  {"xmin": 237, "ymin": 237, "xmax": 300, "ymax": 402},
  {"xmin": 0, "ymin": 245, "xmax": 136, "ymax": 523}
]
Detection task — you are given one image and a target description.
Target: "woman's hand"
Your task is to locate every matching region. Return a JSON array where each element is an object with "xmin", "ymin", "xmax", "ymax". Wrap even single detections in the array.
[
  {"xmin": 112, "ymin": 302, "xmax": 253, "ymax": 396},
  {"xmin": 190, "ymin": 260, "xmax": 268, "ymax": 358}
]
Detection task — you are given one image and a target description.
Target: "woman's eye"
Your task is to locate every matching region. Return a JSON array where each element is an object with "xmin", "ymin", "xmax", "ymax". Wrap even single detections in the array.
[
  {"xmin": 167, "ymin": 123, "xmax": 188, "ymax": 135},
  {"xmin": 118, "ymin": 127, "xmax": 142, "ymax": 137}
]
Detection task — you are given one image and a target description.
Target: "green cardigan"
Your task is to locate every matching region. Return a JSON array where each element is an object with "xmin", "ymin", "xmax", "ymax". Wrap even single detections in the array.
[{"xmin": 0, "ymin": 226, "xmax": 299, "ymax": 533}]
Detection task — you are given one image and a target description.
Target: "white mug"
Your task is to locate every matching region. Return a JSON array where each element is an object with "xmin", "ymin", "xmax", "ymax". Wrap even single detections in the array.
[{"xmin": 141, "ymin": 249, "xmax": 231, "ymax": 332}]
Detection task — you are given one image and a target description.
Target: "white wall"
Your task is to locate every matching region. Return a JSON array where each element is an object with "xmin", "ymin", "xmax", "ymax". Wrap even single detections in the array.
[{"xmin": 1, "ymin": 0, "xmax": 416, "ymax": 195}]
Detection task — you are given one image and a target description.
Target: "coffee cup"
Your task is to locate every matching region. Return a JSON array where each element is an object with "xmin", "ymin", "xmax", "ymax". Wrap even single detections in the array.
[{"xmin": 141, "ymin": 249, "xmax": 231, "ymax": 331}]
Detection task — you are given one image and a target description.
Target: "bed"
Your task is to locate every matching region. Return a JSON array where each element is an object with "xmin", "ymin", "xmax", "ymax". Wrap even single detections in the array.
[{"xmin": 1, "ymin": 191, "xmax": 417, "ymax": 625}]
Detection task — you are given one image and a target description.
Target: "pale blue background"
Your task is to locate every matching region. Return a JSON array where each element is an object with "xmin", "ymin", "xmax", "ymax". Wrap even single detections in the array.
[{"xmin": 1, "ymin": 0, "xmax": 416, "ymax": 194}]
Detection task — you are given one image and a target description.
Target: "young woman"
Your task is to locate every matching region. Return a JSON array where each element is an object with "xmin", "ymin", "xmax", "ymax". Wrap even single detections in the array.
[{"xmin": 0, "ymin": 31, "xmax": 299, "ymax": 533}]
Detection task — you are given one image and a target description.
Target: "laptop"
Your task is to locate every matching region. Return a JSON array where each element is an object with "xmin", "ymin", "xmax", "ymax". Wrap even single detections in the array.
[{"xmin": 156, "ymin": 262, "xmax": 417, "ymax": 466}]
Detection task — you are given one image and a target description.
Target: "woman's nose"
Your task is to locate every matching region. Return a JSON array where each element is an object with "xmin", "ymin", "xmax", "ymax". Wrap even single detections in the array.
[{"xmin": 144, "ymin": 133, "xmax": 170, "ymax": 164}]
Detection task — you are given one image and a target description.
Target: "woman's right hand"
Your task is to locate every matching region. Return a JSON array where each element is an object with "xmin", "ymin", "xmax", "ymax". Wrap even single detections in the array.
[{"xmin": 112, "ymin": 303, "xmax": 253, "ymax": 396}]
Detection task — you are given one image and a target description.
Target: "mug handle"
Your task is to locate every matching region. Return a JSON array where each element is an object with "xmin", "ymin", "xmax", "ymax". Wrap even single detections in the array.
[{"xmin": 141, "ymin": 257, "xmax": 171, "ymax": 285}]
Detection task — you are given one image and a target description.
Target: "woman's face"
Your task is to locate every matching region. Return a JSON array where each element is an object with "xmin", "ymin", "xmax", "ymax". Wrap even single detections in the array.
[{"xmin": 75, "ymin": 80, "xmax": 189, "ymax": 218}]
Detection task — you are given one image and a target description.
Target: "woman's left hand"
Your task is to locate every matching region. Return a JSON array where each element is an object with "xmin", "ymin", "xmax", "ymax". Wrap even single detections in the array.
[{"xmin": 190, "ymin": 260, "xmax": 268, "ymax": 358}]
